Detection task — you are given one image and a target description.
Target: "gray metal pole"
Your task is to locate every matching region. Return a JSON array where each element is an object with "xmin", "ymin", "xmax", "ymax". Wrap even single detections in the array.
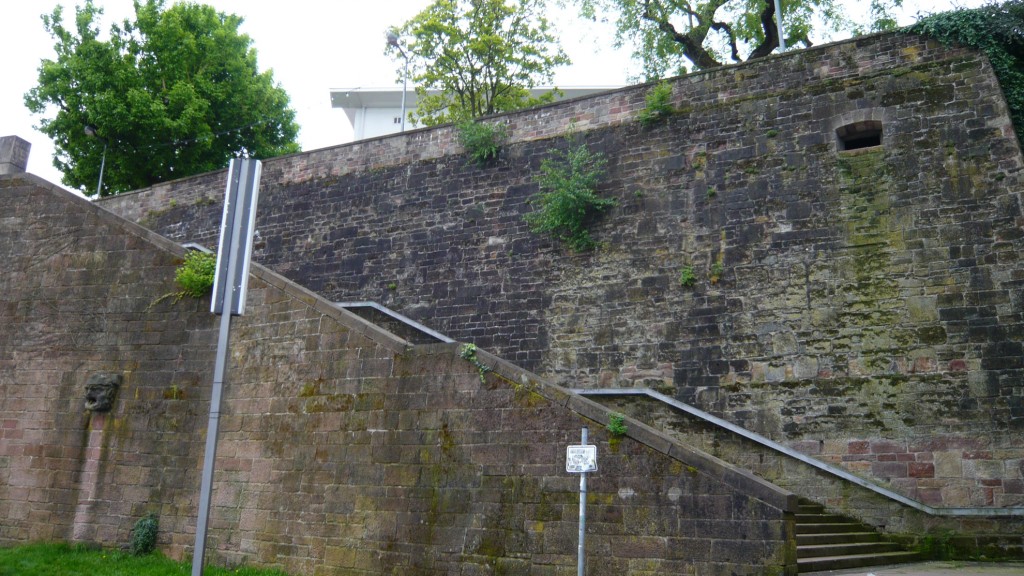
[
  {"xmin": 191, "ymin": 182, "xmax": 246, "ymax": 576},
  {"xmin": 191, "ymin": 287, "xmax": 234, "ymax": 576},
  {"xmin": 774, "ymin": 0, "xmax": 786, "ymax": 51},
  {"xmin": 577, "ymin": 426, "xmax": 588, "ymax": 576},
  {"xmin": 400, "ymin": 52, "xmax": 408, "ymax": 132}
]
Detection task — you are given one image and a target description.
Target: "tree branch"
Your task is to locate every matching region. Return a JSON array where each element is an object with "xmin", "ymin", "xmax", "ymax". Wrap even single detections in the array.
[
  {"xmin": 747, "ymin": 0, "xmax": 780, "ymax": 60},
  {"xmin": 641, "ymin": 0, "xmax": 722, "ymax": 69}
]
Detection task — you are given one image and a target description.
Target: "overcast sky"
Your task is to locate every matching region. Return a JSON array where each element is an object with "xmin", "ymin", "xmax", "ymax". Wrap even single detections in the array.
[{"xmin": 0, "ymin": 0, "xmax": 988, "ymax": 190}]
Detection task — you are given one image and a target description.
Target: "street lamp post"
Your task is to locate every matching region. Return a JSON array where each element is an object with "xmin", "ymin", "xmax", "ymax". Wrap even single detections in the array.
[
  {"xmin": 84, "ymin": 125, "xmax": 107, "ymax": 196},
  {"xmin": 386, "ymin": 31, "xmax": 409, "ymax": 132}
]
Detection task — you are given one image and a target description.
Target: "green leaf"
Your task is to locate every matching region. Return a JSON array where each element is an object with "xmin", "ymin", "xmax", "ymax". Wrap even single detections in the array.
[
  {"xmin": 24, "ymin": 0, "xmax": 300, "ymax": 196},
  {"xmin": 390, "ymin": 0, "xmax": 570, "ymax": 126}
]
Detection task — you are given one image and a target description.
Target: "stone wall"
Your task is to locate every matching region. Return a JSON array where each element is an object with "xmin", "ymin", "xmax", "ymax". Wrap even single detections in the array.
[
  {"xmin": 601, "ymin": 393, "xmax": 1024, "ymax": 558},
  {"xmin": 97, "ymin": 32, "xmax": 1024, "ymax": 513},
  {"xmin": 0, "ymin": 174, "xmax": 798, "ymax": 575}
]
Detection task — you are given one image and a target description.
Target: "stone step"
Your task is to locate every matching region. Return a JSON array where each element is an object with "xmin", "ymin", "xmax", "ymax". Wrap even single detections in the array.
[
  {"xmin": 797, "ymin": 541, "xmax": 906, "ymax": 559},
  {"xmin": 797, "ymin": 531, "xmax": 881, "ymax": 546},
  {"xmin": 794, "ymin": 500, "xmax": 921, "ymax": 573},
  {"xmin": 796, "ymin": 522, "xmax": 872, "ymax": 534},
  {"xmin": 795, "ymin": 513, "xmax": 855, "ymax": 524},
  {"xmin": 797, "ymin": 550, "xmax": 924, "ymax": 573}
]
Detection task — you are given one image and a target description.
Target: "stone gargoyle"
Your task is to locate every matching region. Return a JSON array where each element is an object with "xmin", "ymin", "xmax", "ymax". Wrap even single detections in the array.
[{"xmin": 84, "ymin": 372, "xmax": 122, "ymax": 412}]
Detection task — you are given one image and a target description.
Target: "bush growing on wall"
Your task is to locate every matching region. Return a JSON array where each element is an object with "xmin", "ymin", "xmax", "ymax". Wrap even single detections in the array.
[
  {"xmin": 175, "ymin": 250, "xmax": 216, "ymax": 298},
  {"xmin": 638, "ymin": 81, "xmax": 675, "ymax": 126},
  {"xmin": 457, "ymin": 120, "xmax": 508, "ymax": 166},
  {"xmin": 524, "ymin": 136, "xmax": 615, "ymax": 251}
]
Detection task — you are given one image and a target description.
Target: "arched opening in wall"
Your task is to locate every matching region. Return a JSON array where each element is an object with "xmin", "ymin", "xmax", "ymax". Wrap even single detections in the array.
[{"xmin": 836, "ymin": 121, "xmax": 882, "ymax": 151}]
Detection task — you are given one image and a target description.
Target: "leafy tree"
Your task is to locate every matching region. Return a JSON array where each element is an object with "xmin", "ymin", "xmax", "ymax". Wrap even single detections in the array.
[
  {"xmin": 388, "ymin": 0, "xmax": 570, "ymax": 126},
  {"xmin": 25, "ymin": 0, "xmax": 300, "ymax": 197},
  {"xmin": 574, "ymin": 0, "xmax": 903, "ymax": 78},
  {"xmin": 908, "ymin": 1, "xmax": 1024, "ymax": 146}
]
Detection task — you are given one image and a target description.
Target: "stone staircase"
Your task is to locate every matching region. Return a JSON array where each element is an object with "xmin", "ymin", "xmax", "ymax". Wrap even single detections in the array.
[
  {"xmin": 796, "ymin": 500, "xmax": 922, "ymax": 573},
  {"xmin": 570, "ymin": 388, "xmax": 931, "ymax": 574}
]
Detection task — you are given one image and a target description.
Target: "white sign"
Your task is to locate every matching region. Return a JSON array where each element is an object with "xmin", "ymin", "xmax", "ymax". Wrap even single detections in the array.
[{"xmin": 566, "ymin": 444, "xmax": 598, "ymax": 473}]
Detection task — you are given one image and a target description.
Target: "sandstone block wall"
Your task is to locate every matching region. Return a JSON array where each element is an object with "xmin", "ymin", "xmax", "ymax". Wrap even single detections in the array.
[
  {"xmin": 1, "ymin": 175, "xmax": 797, "ymax": 575},
  {"xmin": 98, "ymin": 32, "xmax": 1024, "ymax": 513},
  {"xmin": 602, "ymin": 394, "xmax": 1024, "ymax": 558}
]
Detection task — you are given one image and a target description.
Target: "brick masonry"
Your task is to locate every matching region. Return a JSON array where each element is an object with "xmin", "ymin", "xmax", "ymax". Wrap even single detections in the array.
[
  {"xmin": 0, "ymin": 173, "xmax": 798, "ymax": 575},
  {"xmin": 98, "ymin": 32, "xmax": 1024, "ymax": 516}
]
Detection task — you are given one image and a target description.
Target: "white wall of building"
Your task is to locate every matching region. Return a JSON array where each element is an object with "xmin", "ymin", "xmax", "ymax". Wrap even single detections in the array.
[{"xmin": 330, "ymin": 87, "xmax": 619, "ymax": 141}]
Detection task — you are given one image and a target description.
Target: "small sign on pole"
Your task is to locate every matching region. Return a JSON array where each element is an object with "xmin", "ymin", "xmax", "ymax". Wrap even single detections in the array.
[
  {"xmin": 566, "ymin": 444, "xmax": 598, "ymax": 473},
  {"xmin": 568, "ymin": 427, "xmax": 595, "ymax": 576}
]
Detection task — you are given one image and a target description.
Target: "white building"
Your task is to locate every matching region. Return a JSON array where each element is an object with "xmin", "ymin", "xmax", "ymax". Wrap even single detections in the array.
[{"xmin": 329, "ymin": 86, "xmax": 620, "ymax": 141}]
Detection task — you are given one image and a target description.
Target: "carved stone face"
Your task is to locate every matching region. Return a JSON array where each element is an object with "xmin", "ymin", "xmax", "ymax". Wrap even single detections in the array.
[{"xmin": 84, "ymin": 372, "xmax": 122, "ymax": 412}]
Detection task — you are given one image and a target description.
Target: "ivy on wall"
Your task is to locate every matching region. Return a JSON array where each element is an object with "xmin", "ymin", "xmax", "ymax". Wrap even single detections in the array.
[{"xmin": 908, "ymin": 1, "xmax": 1024, "ymax": 145}]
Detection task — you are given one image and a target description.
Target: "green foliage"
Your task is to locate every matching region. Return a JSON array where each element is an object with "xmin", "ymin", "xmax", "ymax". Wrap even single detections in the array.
[
  {"xmin": 525, "ymin": 136, "xmax": 615, "ymax": 251},
  {"xmin": 388, "ymin": 0, "xmax": 570, "ymax": 126},
  {"xmin": 572, "ymin": 0, "xmax": 903, "ymax": 78},
  {"xmin": 175, "ymin": 251, "xmax": 216, "ymax": 298},
  {"xmin": 638, "ymin": 81, "xmax": 675, "ymax": 125},
  {"xmin": 607, "ymin": 412, "xmax": 628, "ymax": 436},
  {"xmin": 0, "ymin": 541, "xmax": 292, "ymax": 575},
  {"xmin": 457, "ymin": 120, "xmax": 508, "ymax": 165},
  {"xmin": 709, "ymin": 260, "xmax": 724, "ymax": 283},
  {"xmin": 129, "ymin": 513, "xmax": 159, "ymax": 556},
  {"xmin": 24, "ymin": 0, "xmax": 300, "ymax": 196},
  {"xmin": 909, "ymin": 1, "xmax": 1024, "ymax": 146},
  {"xmin": 459, "ymin": 343, "xmax": 493, "ymax": 383},
  {"xmin": 679, "ymin": 265, "xmax": 696, "ymax": 287}
]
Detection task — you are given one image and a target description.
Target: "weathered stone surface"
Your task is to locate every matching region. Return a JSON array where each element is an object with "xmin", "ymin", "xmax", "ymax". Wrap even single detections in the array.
[
  {"xmin": 94, "ymin": 31, "xmax": 1024, "ymax": 547},
  {"xmin": 0, "ymin": 174, "xmax": 796, "ymax": 574},
  {"xmin": 0, "ymin": 135, "xmax": 30, "ymax": 175}
]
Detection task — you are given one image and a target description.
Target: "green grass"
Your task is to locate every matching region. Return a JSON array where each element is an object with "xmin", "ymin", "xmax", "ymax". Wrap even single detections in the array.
[{"xmin": 0, "ymin": 543, "xmax": 290, "ymax": 576}]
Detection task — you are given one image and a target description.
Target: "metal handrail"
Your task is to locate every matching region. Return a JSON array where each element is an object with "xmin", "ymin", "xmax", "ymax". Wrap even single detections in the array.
[
  {"xmin": 335, "ymin": 301, "xmax": 454, "ymax": 343},
  {"xmin": 572, "ymin": 387, "xmax": 1024, "ymax": 518}
]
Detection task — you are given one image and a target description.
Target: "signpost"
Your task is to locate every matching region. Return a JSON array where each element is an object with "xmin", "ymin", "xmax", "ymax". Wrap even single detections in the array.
[
  {"xmin": 192, "ymin": 158, "xmax": 261, "ymax": 576},
  {"xmin": 566, "ymin": 427, "xmax": 596, "ymax": 576}
]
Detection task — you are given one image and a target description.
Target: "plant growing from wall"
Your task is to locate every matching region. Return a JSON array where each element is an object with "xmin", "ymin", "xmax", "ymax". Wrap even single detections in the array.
[
  {"xmin": 459, "ymin": 343, "xmax": 492, "ymax": 383},
  {"xmin": 129, "ymin": 513, "xmax": 159, "ymax": 556},
  {"xmin": 607, "ymin": 412, "xmax": 628, "ymax": 436},
  {"xmin": 679, "ymin": 265, "xmax": 696, "ymax": 287},
  {"xmin": 457, "ymin": 119, "xmax": 508, "ymax": 166},
  {"xmin": 709, "ymin": 260, "xmax": 724, "ymax": 284},
  {"xmin": 637, "ymin": 81, "xmax": 674, "ymax": 126},
  {"xmin": 175, "ymin": 250, "xmax": 217, "ymax": 298},
  {"xmin": 524, "ymin": 135, "xmax": 615, "ymax": 251}
]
